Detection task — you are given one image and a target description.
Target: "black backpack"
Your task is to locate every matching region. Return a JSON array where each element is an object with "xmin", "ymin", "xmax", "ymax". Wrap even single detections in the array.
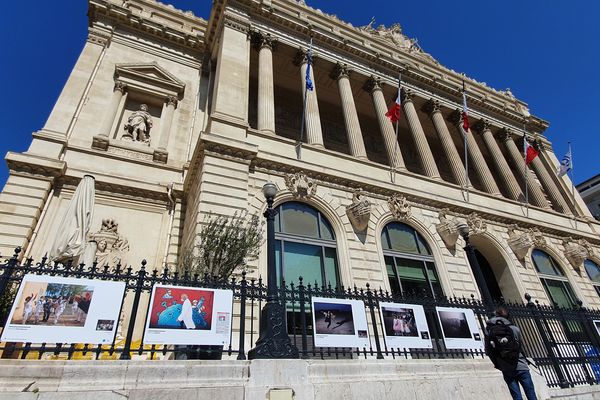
[{"xmin": 488, "ymin": 321, "xmax": 520, "ymax": 362}]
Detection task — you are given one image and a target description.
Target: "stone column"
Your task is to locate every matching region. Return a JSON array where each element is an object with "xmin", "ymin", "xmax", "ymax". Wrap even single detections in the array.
[
  {"xmin": 423, "ymin": 100, "xmax": 466, "ymax": 186},
  {"xmin": 402, "ymin": 90, "xmax": 440, "ymax": 179},
  {"xmin": 153, "ymin": 96, "xmax": 177, "ymax": 163},
  {"xmin": 331, "ymin": 63, "xmax": 367, "ymax": 159},
  {"xmin": 366, "ymin": 77, "xmax": 406, "ymax": 170},
  {"xmin": 449, "ymin": 111, "xmax": 501, "ymax": 195},
  {"xmin": 498, "ymin": 129, "xmax": 549, "ymax": 208},
  {"xmin": 474, "ymin": 120, "xmax": 524, "ymax": 201},
  {"xmin": 295, "ymin": 49, "xmax": 324, "ymax": 147},
  {"xmin": 256, "ymin": 34, "xmax": 276, "ymax": 134},
  {"xmin": 530, "ymin": 140, "xmax": 572, "ymax": 214},
  {"xmin": 92, "ymin": 81, "xmax": 127, "ymax": 150}
]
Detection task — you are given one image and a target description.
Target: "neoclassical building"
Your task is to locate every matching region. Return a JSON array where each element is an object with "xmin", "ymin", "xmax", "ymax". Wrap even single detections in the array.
[{"xmin": 2, "ymin": 0, "xmax": 600, "ymax": 321}]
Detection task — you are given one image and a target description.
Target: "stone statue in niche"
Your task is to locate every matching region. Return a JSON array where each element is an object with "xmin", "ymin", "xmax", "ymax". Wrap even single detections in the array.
[
  {"xmin": 123, "ymin": 104, "xmax": 153, "ymax": 145},
  {"xmin": 346, "ymin": 189, "xmax": 371, "ymax": 232},
  {"xmin": 88, "ymin": 218, "xmax": 130, "ymax": 267}
]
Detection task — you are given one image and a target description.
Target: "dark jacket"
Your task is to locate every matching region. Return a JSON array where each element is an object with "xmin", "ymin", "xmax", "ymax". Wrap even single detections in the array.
[{"xmin": 485, "ymin": 316, "xmax": 529, "ymax": 372}]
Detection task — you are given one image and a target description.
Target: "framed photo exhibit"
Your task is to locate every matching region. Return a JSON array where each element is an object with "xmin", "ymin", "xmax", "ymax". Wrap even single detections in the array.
[
  {"xmin": 0, "ymin": 274, "xmax": 125, "ymax": 344},
  {"xmin": 311, "ymin": 297, "xmax": 370, "ymax": 348},
  {"xmin": 593, "ymin": 320, "xmax": 600, "ymax": 336},
  {"xmin": 379, "ymin": 302, "xmax": 433, "ymax": 349},
  {"xmin": 436, "ymin": 306, "xmax": 484, "ymax": 350},
  {"xmin": 143, "ymin": 284, "xmax": 234, "ymax": 346}
]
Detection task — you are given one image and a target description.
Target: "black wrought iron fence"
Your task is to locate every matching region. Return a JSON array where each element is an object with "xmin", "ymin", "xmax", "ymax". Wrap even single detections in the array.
[{"xmin": 1, "ymin": 247, "xmax": 600, "ymax": 389}]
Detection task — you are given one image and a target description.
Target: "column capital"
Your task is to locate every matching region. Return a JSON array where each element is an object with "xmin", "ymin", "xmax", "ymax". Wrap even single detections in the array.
[
  {"xmin": 402, "ymin": 88, "xmax": 415, "ymax": 104},
  {"xmin": 447, "ymin": 109, "xmax": 462, "ymax": 127},
  {"xmin": 496, "ymin": 127, "xmax": 515, "ymax": 142},
  {"xmin": 250, "ymin": 31, "xmax": 277, "ymax": 50},
  {"xmin": 422, "ymin": 99, "xmax": 442, "ymax": 115},
  {"xmin": 166, "ymin": 95, "xmax": 178, "ymax": 108},
  {"xmin": 472, "ymin": 119, "xmax": 492, "ymax": 134},
  {"xmin": 364, "ymin": 76, "xmax": 382, "ymax": 93},
  {"xmin": 293, "ymin": 47, "xmax": 315, "ymax": 66},
  {"xmin": 114, "ymin": 81, "xmax": 127, "ymax": 94},
  {"xmin": 330, "ymin": 62, "xmax": 350, "ymax": 80}
]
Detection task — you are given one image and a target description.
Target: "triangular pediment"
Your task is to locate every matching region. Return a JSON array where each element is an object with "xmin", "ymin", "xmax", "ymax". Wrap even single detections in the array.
[{"xmin": 115, "ymin": 62, "xmax": 185, "ymax": 96}]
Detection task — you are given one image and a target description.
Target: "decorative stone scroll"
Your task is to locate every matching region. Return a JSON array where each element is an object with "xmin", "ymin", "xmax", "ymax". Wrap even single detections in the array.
[
  {"xmin": 388, "ymin": 194, "xmax": 411, "ymax": 220},
  {"xmin": 466, "ymin": 213, "xmax": 487, "ymax": 236},
  {"xmin": 436, "ymin": 208, "xmax": 461, "ymax": 250},
  {"xmin": 563, "ymin": 237, "xmax": 590, "ymax": 275},
  {"xmin": 88, "ymin": 218, "xmax": 130, "ymax": 267},
  {"xmin": 345, "ymin": 189, "xmax": 371, "ymax": 232},
  {"xmin": 507, "ymin": 224, "xmax": 533, "ymax": 261},
  {"xmin": 284, "ymin": 171, "xmax": 317, "ymax": 200}
]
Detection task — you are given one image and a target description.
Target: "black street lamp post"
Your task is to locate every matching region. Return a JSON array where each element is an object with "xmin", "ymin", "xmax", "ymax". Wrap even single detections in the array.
[
  {"xmin": 457, "ymin": 222, "xmax": 494, "ymax": 306},
  {"xmin": 248, "ymin": 182, "xmax": 299, "ymax": 359}
]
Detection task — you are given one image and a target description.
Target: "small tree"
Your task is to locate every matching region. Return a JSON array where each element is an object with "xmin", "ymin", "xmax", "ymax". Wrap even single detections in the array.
[{"xmin": 178, "ymin": 211, "xmax": 264, "ymax": 279}]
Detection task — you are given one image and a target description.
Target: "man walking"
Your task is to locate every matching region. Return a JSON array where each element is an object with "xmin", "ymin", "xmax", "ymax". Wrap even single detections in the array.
[{"xmin": 485, "ymin": 306, "xmax": 537, "ymax": 400}]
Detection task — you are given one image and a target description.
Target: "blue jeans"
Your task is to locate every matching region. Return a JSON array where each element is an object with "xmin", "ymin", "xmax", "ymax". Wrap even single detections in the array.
[{"xmin": 502, "ymin": 370, "xmax": 537, "ymax": 400}]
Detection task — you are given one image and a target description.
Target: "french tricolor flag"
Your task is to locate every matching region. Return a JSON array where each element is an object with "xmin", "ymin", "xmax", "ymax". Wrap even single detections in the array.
[
  {"xmin": 524, "ymin": 139, "xmax": 539, "ymax": 165},
  {"xmin": 386, "ymin": 76, "xmax": 402, "ymax": 123},
  {"xmin": 462, "ymin": 82, "xmax": 470, "ymax": 132}
]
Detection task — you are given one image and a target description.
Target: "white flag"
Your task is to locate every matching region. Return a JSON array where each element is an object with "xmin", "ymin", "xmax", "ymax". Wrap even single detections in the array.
[{"xmin": 557, "ymin": 146, "xmax": 572, "ymax": 177}]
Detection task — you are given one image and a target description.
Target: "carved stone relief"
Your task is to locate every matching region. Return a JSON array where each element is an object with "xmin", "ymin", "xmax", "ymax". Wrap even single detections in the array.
[
  {"xmin": 284, "ymin": 171, "xmax": 317, "ymax": 200},
  {"xmin": 123, "ymin": 104, "xmax": 153, "ymax": 145},
  {"xmin": 507, "ymin": 224, "xmax": 533, "ymax": 261},
  {"xmin": 88, "ymin": 219, "xmax": 130, "ymax": 267},
  {"xmin": 436, "ymin": 208, "xmax": 461, "ymax": 249},
  {"xmin": 529, "ymin": 228, "xmax": 547, "ymax": 249},
  {"xmin": 388, "ymin": 194, "xmax": 411, "ymax": 220},
  {"xmin": 345, "ymin": 189, "xmax": 371, "ymax": 232},
  {"xmin": 466, "ymin": 213, "xmax": 487, "ymax": 236},
  {"xmin": 563, "ymin": 237, "xmax": 590, "ymax": 275}
]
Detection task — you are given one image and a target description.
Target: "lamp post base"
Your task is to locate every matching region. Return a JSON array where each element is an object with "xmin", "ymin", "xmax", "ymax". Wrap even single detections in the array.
[{"xmin": 247, "ymin": 301, "xmax": 300, "ymax": 359}]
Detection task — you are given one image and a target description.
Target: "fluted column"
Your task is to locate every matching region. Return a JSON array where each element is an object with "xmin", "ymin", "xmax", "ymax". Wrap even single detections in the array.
[
  {"xmin": 402, "ymin": 90, "xmax": 440, "ymax": 179},
  {"xmin": 295, "ymin": 49, "xmax": 324, "ymax": 147},
  {"xmin": 423, "ymin": 100, "xmax": 466, "ymax": 186},
  {"xmin": 449, "ymin": 111, "xmax": 501, "ymax": 195},
  {"xmin": 529, "ymin": 140, "xmax": 572, "ymax": 214},
  {"xmin": 92, "ymin": 81, "xmax": 127, "ymax": 150},
  {"xmin": 332, "ymin": 63, "xmax": 367, "ymax": 159},
  {"xmin": 474, "ymin": 120, "xmax": 524, "ymax": 201},
  {"xmin": 365, "ymin": 77, "xmax": 405, "ymax": 170},
  {"xmin": 256, "ymin": 34, "xmax": 276, "ymax": 134},
  {"xmin": 498, "ymin": 129, "xmax": 549, "ymax": 208}
]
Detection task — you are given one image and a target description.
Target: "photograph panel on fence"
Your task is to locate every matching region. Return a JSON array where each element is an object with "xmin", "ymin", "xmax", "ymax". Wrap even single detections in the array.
[
  {"xmin": 594, "ymin": 320, "xmax": 600, "ymax": 336},
  {"xmin": 143, "ymin": 284, "xmax": 233, "ymax": 346},
  {"xmin": 311, "ymin": 297, "xmax": 370, "ymax": 348},
  {"xmin": 436, "ymin": 306, "xmax": 484, "ymax": 350},
  {"xmin": 0, "ymin": 274, "xmax": 125, "ymax": 344},
  {"xmin": 379, "ymin": 302, "xmax": 433, "ymax": 349}
]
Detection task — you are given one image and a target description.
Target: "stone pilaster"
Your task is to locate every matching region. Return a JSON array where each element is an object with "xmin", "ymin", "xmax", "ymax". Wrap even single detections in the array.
[
  {"xmin": 423, "ymin": 100, "xmax": 466, "ymax": 186},
  {"xmin": 448, "ymin": 111, "xmax": 501, "ymax": 195},
  {"xmin": 332, "ymin": 63, "xmax": 367, "ymax": 159},
  {"xmin": 529, "ymin": 140, "xmax": 572, "ymax": 214},
  {"xmin": 402, "ymin": 90, "xmax": 440, "ymax": 179},
  {"xmin": 365, "ymin": 77, "xmax": 405, "ymax": 170},
  {"xmin": 153, "ymin": 96, "xmax": 178, "ymax": 163},
  {"xmin": 498, "ymin": 129, "xmax": 549, "ymax": 208},
  {"xmin": 474, "ymin": 120, "xmax": 524, "ymax": 201},
  {"xmin": 295, "ymin": 49, "xmax": 324, "ymax": 147},
  {"xmin": 92, "ymin": 81, "xmax": 127, "ymax": 150},
  {"xmin": 255, "ymin": 33, "xmax": 276, "ymax": 134}
]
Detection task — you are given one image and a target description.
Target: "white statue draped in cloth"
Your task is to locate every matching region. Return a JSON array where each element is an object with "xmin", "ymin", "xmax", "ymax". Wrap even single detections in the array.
[{"xmin": 123, "ymin": 104, "xmax": 153, "ymax": 144}]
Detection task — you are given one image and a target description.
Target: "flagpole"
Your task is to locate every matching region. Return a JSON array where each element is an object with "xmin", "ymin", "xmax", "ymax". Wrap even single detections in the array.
[
  {"xmin": 391, "ymin": 72, "xmax": 402, "ymax": 183},
  {"xmin": 462, "ymin": 80, "xmax": 469, "ymax": 203},
  {"xmin": 296, "ymin": 38, "xmax": 313, "ymax": 160},
  {"xmin": 568, "ymin": 142, "xmax": 577, "ymax": 222},
  {"xmin": 523, "ymin": 121, "xmax": 529, "ymax": 218}
]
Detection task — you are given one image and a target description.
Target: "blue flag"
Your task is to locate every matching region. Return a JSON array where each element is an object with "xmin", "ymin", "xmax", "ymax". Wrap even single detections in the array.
[
  {"xmin": 305, "ymin": 48, "xmax": 314, "ymax": 91},
  {"xmin": 557, "ymin": 145, "xmax": 572, "ymax": 177}
]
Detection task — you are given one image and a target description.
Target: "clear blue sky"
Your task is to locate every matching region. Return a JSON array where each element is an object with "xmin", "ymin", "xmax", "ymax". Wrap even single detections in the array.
[{"xmin": 1, "ymin": 0, "xmax": 598, "ymax": 188}]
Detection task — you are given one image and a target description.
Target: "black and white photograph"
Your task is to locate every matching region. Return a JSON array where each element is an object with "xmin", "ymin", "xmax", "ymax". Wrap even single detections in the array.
[
  {"xmin": 436, "ymin": 307, "xmax": 484, "ymax": 350},
  {"xmin": 96, "ymin": 319, "xmax": 115, "ymax": 331},
  {"xmin": 379, "ymin": 302, "xmax": 432, "ymax": 349},
  {"xmin": 311, "ymin": 297, "xmax": 369, "ymax": 348}
]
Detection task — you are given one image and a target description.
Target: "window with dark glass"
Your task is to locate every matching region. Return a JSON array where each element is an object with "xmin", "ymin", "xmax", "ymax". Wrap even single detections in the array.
[
  {"xmin": 532, "ymin": 249, "xmax": 577, "ymax": 308},
  {"xmin": 381, "ymin": 222, "xmax": 443, "ymax": 299},
  {"xmin": 584, "ymin": 259, "xmax": 600, "ymax": 298}
]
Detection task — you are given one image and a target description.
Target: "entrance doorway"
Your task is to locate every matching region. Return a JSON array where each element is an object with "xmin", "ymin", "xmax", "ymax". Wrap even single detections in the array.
[{"xmin": 475, "ymin": 249, "xmax": 503, "ymax": 303}]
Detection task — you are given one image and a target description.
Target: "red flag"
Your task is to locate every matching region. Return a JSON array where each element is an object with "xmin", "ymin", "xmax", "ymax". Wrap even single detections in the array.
[
  {"xmin": 462, "ymin": 89, "xmax": 470, "ymax": 132},
  {"xmin": 386, "ymin": 80, "xmax": 401, "ymax": 123},
  {"xmin": 525, "ymin": 140, "xmax": 539, "ymax": 165}
]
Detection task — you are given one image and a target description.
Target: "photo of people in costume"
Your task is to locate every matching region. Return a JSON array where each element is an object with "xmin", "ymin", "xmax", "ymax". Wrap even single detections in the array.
[
  {"xmin": 148, "ymin": 287, "xmax": 214, "ymax": 330},
  {"xmin": 313, "ymin": 301, "xmax": 355, "ymax": 335},
  {"xmin": 10, "ymin": 281, "xmax": 94, "ymax": 327},
  {"xmin": 381, "ymin": 306, "xmax": 417, "ymax": 337}
]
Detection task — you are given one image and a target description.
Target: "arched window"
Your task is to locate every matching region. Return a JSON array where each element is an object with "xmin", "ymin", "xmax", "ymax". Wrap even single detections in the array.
[
  {"xmin": 381, "ymin": 222, "xmax": 443, "ymax": 299},
  {"xmin": 274, "ymin": 202, "xmax": 339, "ymax": 289},
  {"xmin": 585, "ymin": 259, "xmax": 600, "ymax": 297},
  {"xmin": 532, "ymin": 249, "xmax": 577, "ymax": 308}
]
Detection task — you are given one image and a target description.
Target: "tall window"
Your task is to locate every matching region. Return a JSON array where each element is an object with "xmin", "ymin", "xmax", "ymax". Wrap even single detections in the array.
[
  {"xmin": 381, "ymin": 222, "xmax": 443, "ymax": 299},
  {"xmin": 584, "ymin": 259, "xmax": 600, "ymax": 297},
  {"xmin": 532, "ymin": 249, "xmax": 577, "ymax": 308},
  {"xmin": 274, "ymin": 202, "xmax": 339, "ymax": 289}
]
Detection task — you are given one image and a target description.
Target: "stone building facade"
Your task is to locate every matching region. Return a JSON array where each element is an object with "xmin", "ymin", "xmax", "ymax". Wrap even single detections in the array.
[{"xmin": 2, "ymin": 0, "xmax": 600, "ymax": 320}]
